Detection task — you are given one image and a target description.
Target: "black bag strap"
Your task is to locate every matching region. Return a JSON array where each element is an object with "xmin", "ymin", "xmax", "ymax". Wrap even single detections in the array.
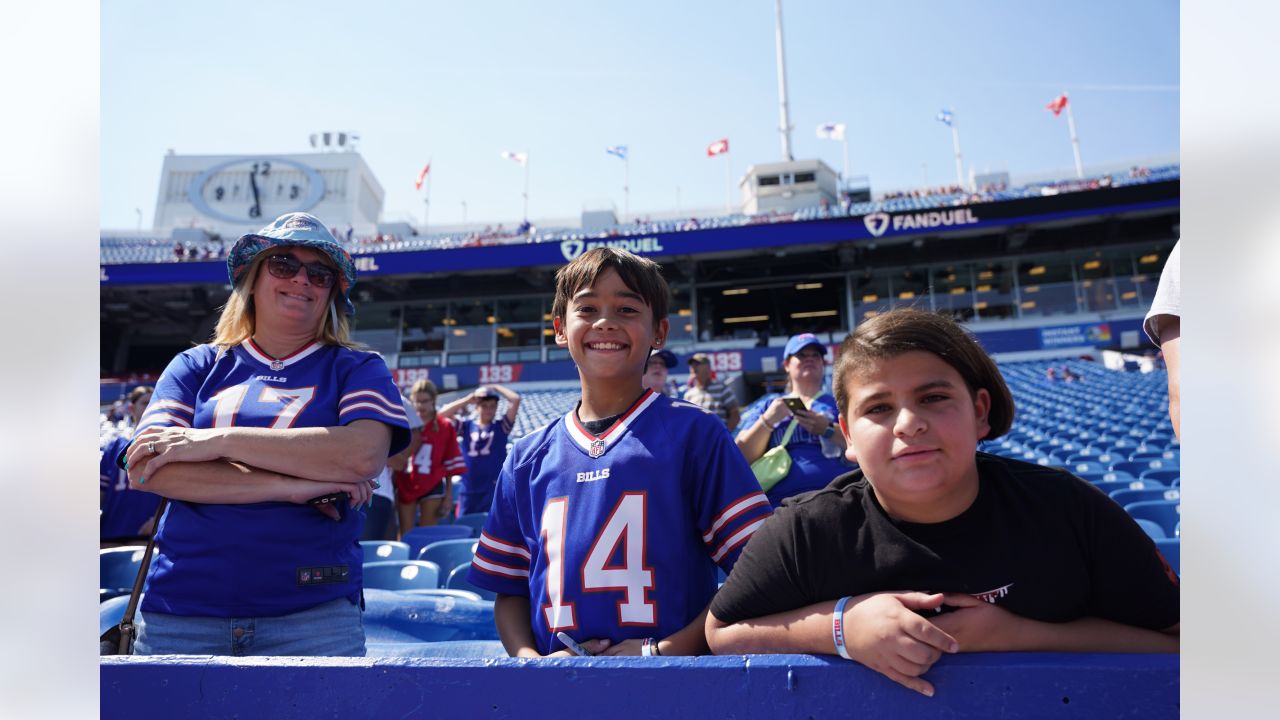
[{"xmin": 113, "ymin": 498, "xmax": 168, "ymax": 654}]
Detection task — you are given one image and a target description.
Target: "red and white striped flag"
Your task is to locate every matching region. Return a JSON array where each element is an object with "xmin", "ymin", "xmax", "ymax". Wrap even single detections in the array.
[
  {"xmin": 1045, "ymin": 94, "xmax": 1069, "ymax": 117},
  {"xmin": 414, "ymin": 162, "xmax": 431, "ymax": 191},
  {"xmin": 706, "ymin": 138, "xmax": 730, "ymax": 157}
]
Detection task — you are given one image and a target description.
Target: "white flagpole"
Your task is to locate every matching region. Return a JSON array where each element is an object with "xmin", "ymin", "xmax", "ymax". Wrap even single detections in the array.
[
  {"xmin": 624, "ymin": 154, "xmax": 630, "ymax": 221},
  {"xmin": 842, "ymin": 135, "xmax": 849, "ymax": 181},
  {"xmin": 948, "ymin": 108, "xmax": 965, "ymax": 190},
  {"xmin": 522, "ymin": 156, "xmax": 530, "ymax": 221},
  {"xmin": 1064, "ymin": 96, "xmax": 1084, "ymax": 179},
  {"xmin": 724, "ymin": 152, "xmax": 732, "ymax": 214},
  {"xmin": 423, "ymin": 170, "xmax": 432, "ymax": 231}
]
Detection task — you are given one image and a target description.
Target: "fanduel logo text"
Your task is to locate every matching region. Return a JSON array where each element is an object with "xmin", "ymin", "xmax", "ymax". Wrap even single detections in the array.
[
  {"xmin": 560, "ymin": 237, "xmax": 665, "ymax": 262},
  {"xmin": 863, "ymin": 208, "xmax": 979, "ymax": 238}
]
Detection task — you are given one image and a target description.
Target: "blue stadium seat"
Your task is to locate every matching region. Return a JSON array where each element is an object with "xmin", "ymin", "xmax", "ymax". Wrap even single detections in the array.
[
  {"xmin": 1154, "ymin": 538, "xmax": 1180, "ymax": 575},
  {"xmin": 453, "ymin": 512, "xmax": 489, "ymax": 538},
  {"xmin": 401, "ymin": 525, "xmax": 474, "ymax": 558},
  {"xmin": 445, "ymin": 563, "xmax": 496, "ymax": 600},
  {"xmin": 362, "ymin": 560, "xmax": 441, "ymax": 591},
  {"xmin": 1124, "ymin": 500, "xmax": 1181, "ymax": 538},
  {"xmin": 1092, "ymin": 479, "xmax": 1164, "ymax": 495},
  {"xmin": 100, "ymin": 546, "xmax": 146, "ymax": 601},
  {"xmin": 1132, "ymin": 518, "xmax": 1166, "ymax": 539},
  {"xmin": 418, "ymin": 539, "xmax": 479, "ymax": 582},
  {"xmin": 1066, "ymin": 461, "xmax": 1107, "ymax": 475},
  {"xmin": 399, "ymin": 588, "xmax": 484, "ymax": 602},
  {"xmin": 1111, "ymin": 459, "xmax": 1177, "ymax": 477},
  {"xmin": 1140, "ymin": 469, "xmax": 1181, "ymax": 485},
  {"xmin": 1110, "ymin": 487, "xmax": 1180, "ymax": 508},
  {"xmin": 361, "ymin": 588, "xmax": 497, "ymax": 644},
  {"xmin": 360, "ymin": 540, "xmax": 410, "ymax": 563},
  {"xmin": 100, "ymin": 594, "xmax": 129, "ymax": 636}
]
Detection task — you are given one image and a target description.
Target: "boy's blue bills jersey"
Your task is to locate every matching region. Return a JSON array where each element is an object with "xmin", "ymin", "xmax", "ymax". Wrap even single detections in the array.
[
  {"xmin": 468, "ymin": 390, "xmax": 773, "ymax": 655},
  {"xmin": 135, "ymin": 340, "xmax": 411, "ymax": 617}
]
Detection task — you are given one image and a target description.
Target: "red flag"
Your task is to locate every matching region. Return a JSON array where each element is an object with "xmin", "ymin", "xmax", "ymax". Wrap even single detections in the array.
[
  {"xmin": 706, "ymin": 138, "xmax": 730, "ymax": 157},
  {"xmin": 1045, "ymin": 94, "xmax": 1068, "ymax": 117},
  {"xmin": 414, "ymin": 162, "xmax": 431, "ymax": 190}
]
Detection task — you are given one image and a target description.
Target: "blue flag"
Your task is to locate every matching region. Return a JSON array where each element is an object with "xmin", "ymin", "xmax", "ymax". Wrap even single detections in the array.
[
  {"xmin": 606, "ymin": 145, "xmax": 628, "ymax": 160},
  {"xmin": 936, "ymin": 110, "xmax": 953, "ymax": 127}
]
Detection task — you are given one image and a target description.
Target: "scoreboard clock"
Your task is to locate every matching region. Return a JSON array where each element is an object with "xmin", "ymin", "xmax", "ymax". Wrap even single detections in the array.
[{"xmin": 187, "ymin": 157, "xmax": 326, "ymax": 224}]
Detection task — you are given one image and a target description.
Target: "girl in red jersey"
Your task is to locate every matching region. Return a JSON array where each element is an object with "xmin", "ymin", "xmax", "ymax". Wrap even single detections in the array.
[{"xmin": 394, "ymin": 378, "xmax": 467, "ymax": 533}]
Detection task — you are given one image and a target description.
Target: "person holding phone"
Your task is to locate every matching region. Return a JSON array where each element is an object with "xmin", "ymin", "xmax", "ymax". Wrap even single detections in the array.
[
  {"xmin": 736, "ymin": 333, "xmax": 849, "ymax": 507},
  {"xmin": 123, "ymin": 212, "xmax": 410, "ymax": 657}
]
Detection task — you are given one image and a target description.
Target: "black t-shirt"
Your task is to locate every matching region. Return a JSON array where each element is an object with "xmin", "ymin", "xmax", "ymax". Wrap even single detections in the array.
[{"xmin": 709, "ymin": 453, "xmax": 1179, "ymax": 630}]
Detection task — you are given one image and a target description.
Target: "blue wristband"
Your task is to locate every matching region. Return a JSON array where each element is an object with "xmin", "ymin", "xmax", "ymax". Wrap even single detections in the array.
[{"xmin": 832, "ymin": 596, "xmax": 853, "ymax": 660}]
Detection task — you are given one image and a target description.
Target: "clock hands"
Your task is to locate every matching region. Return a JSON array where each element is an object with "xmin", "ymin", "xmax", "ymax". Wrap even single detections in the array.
[{"xmin": 248, "ymin": 163, "xmax": 262, "ymax": 218}]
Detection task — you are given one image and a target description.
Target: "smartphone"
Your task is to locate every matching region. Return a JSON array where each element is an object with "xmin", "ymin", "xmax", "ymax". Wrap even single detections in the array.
[
  {"xmin": 307, "ymin": 491, "xmax": 348, "ymax": 507},
  {"xmin": 555, "ymin": 631, "xmax": 594, "ymax": 657},
  {"xmin": 307, "ymin": 492, "xmax": 348, "ymax": 521},
  {"xmin": 783, "ymin": 397, "xmax": 808, "ymax": 415}
]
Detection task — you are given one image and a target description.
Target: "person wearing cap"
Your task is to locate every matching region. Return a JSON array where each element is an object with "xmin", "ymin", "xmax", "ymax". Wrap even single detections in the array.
[
  {"xmin": 735, "ymin": 333, "xmax": 848, "ymax": 507},
  {"xmin": 123, "ymin": 212, "xmax": 411, "ymax": 657},
  {"xmin": 642, "ymin": 349, "xmax": 682, "ymax": 398},
  {"xmin": 440, "ymin": 384, "xmax": 522, "ymax": 515},
  {"xmin": 683, "ymin": 352, "xmax": 741, "ymax": 432}
]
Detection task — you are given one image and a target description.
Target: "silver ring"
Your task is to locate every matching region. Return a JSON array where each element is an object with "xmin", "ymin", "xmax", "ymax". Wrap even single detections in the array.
[{"xmin": 148, "ymin": 441, "xmax": 156, "ymax": 454}]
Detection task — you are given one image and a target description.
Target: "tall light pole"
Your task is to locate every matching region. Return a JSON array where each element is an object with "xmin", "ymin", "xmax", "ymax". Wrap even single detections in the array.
[{"xmin": 774, "ymin": 0, "xmax": 795, "ymax": 161}]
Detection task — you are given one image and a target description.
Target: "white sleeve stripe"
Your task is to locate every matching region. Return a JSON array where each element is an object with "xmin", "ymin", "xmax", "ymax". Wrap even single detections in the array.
[
  {"xmin": 340, "ymin": 389, "xmax": 403, "ymax": 412},
  {"xmin": 142, "ymin": 401, "xmax": 194, "ymax": 417},
  {"xmin": 479, "ymin": 532, "xmax": 532, "ymax": 560},
  {"xmin": 471, "ymin": 556, "xmax": 530, "ymax": 579},
  {"xmin": 710, "ymin": 518, "xmax": 766, "ymax": 563},
  {"xmin": 702, "ymin": 494, "xmax": 771, "ymax": 543},
  {"xmin": 137, "ymin": 415, "xmax": 192, "ymax": 430},
  {"xmin": 339, "ymin": 402, "xmax": 409, "ymax": 421}
]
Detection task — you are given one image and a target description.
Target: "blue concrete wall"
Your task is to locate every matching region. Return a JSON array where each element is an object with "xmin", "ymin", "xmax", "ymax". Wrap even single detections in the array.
[{"xmin": 101, "ymin": 652, "xmax": 1178, "ymax": 719}]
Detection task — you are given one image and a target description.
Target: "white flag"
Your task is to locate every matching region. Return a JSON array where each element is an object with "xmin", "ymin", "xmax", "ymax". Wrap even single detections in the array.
[
  {"xmin": 816, "ymin": 122, "xmax": 846, "ymax": 141},
  {"xmin": 500, "ymin": 151, "xmax": 528, "ymax": 166}
]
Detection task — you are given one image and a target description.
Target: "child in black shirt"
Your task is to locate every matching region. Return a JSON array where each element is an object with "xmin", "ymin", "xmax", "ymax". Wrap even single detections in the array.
[{"xmin": 706, "ymin": 309, "xmax": 1179, "ymax": 697}]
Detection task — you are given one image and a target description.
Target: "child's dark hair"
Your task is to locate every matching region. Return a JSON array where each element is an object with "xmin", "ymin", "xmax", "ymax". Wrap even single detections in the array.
[
  {"xmin": 832, "ymin": 309, "xmax": 1014, "ymax": 439},
  {"xmin": 551, "ymin": 247, "xmax": 669, "ymax": 325},
  {"xmin": 409, "ymin": 378, "xmax": 438, "ymax": 401}
]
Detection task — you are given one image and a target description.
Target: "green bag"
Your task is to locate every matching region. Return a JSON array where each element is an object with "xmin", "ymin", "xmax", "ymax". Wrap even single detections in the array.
[{"xmin": 750, "ymin": 419, "xmax": 798, "ymax": 492}]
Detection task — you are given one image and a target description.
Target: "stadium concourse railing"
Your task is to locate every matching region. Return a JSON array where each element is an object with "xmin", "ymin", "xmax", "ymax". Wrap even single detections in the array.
[
  {"xmin": 99, "ymin": 165, "xmax": 1179, "ymax": 266},
  {"xmin": 101, "ymin": 653, "xmax": 1178, "ymax": 719}
]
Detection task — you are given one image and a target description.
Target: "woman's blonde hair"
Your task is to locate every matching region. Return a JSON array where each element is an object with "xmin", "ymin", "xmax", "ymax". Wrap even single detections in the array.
[{"xmin": 210, "ymin": 250, "xmax": 359, "ymax": 351}]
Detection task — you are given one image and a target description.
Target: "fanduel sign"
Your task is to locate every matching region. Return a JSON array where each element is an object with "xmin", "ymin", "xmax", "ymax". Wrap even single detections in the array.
[
  {"xmin": 560, "ymin": 237, "xmax": 665, "ymax": 262},
  {"xmin": 863, "ymin": 208, "xmax": 980, "ymax": 238}
]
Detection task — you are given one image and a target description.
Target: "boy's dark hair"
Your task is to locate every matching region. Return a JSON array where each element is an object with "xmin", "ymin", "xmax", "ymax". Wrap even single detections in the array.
[
  {"xmin": 551, "ymin": 247, "xmax": 669, "ymax": 326},
  {"xmin": 832, "ymin": 309, "xmax": 1014, "ymax": 439},
  {"xmin": 409, "ymin": 378, "xmax": 438, "ymax": 401}
]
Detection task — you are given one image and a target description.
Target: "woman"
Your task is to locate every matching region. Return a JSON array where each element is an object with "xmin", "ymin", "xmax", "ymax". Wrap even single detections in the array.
[
  {"xmin": 125, "ymin": 212, "xmax": 410, "ymax": 657},
  {"xmin": 736, "ymin": 333, "xmax": 849, "ymax": 506}
]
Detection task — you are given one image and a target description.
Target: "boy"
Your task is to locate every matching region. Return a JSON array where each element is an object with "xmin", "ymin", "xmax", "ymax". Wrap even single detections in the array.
[
  {"xmin": 468, "ymin": 247, "xmax": 772, "ymax": 657},
  {"xmin": 394, "ymin": 378, "xmax": 467, "ymax": 533},
  {"xmin": 706, "ymin": 309, "xmax": 1178, "ymax": 696},
  {"xmin": 439, "ymin": 384, "xmax": 522, "ymax": 515}
]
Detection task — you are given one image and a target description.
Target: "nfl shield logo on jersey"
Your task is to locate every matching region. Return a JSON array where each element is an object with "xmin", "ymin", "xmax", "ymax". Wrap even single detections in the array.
[{"xmin": 589, "ymin": 439, "xmax": 606, "ymax": 458}]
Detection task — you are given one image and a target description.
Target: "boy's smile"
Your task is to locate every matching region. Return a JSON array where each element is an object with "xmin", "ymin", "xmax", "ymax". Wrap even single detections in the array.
[{"xmin": 838, "ymin": 350, "xmax": 991, "ymax": 523}]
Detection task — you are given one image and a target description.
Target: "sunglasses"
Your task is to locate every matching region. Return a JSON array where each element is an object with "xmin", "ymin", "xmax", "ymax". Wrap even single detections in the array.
[{"xmin": 264, "ymin": 254, "xmax": 338, "ymax": 289}]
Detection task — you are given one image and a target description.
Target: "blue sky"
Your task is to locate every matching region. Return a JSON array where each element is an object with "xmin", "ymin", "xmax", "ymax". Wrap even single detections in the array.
[{"xmin": 101, "ymin": 0, "xmax": 1178, "ymax": 230}]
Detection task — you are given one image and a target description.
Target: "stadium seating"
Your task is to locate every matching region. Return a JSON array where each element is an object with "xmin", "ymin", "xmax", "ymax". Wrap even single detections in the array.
[
  {"xmin": 1132, "ymin": 518, "xmax": 1166, "ymax": 539},
  {"xmin": 401, "ymin": 525, "xmax": 473, "ymax": 558},
  {"xmin": 452, "ymin": 512, "xmax": 489, "ymax": 537},
  {"xmin": 361, "ymin": 588, "xmax": 497, "ymax": 644},
  {"xmin": 417, "ymin": 539, "xmax": 480, "ymax": 582},
  {"xmin": 1109, "ymin": 487, "xmax": 1180, "ymax": 508},
  {"xmin": 399, "ymin": 588, "xmax": 484, "ymax": 602},
  {"xmin": 1140, "ymin": 469, "xmax": 1181, "ymax": 485},
  {"xmin": 362, "ymin": 560, "xmax": 441, "ymax": 592},
  {"xmin": 100, "ymin": 546, "xmax": 146, "ymax": 601},
  {"xmin": 445, "ymin": 564, "xmax": 496, "ymax": 600},
  {"xmin": 1123, "ymin": 501, "xmax": 1181, "ymax": 538},
  {"xmin": 360, "ymin": 540, "xmax": 410, "ymax": 563}
]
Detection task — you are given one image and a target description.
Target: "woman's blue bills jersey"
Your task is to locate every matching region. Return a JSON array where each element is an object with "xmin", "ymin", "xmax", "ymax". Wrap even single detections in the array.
[
  {"xmin": 468, "ymin": 390, "xmax": 772, "ymax": 655},
  {"xmin": 457, "ymin": 415, "xmax": 513, "ymax": 514},
  {"xmin": 136, "ymin": 340, "xmax": 410, "ymax": 617}
]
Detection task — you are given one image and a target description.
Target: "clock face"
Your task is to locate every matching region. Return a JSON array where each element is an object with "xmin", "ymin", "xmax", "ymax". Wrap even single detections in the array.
[{"xmin": 187, "ymin": 157, "xmax": 326, "ymax": 224}]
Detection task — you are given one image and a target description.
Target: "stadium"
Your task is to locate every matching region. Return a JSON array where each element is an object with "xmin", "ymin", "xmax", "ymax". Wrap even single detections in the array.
[{"xmin": 99, "ymin": 4, "xmax": 1179, "ymax": 718}]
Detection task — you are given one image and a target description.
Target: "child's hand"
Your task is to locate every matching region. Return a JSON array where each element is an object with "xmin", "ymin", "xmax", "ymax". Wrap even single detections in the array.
[
  {"xmin": 932, "ymin": 593, "xmax": 1026, "ymax": 652},
  {"xmin": 843, "ymin": 591, "xmax": 960, "ymax": 697},
  {"xmin": 545, "ymin": 638, "xmax": 611, "ymax": 657},
  {"xmin": 598, "ymin": 638, "xmax": 647, "ymax": 656}
]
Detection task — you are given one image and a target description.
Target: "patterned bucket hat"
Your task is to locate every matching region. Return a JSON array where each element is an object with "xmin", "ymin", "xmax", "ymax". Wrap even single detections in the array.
[{"xmin": 227, "ymin": 212, "xmax": 357, "ymax": 316}]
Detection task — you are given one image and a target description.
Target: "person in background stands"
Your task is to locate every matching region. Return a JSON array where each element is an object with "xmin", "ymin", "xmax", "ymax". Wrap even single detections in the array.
[
  {"xmin": 439, "ymin": 384, "xmax": 522, "ymax": 515},
  {"xmin": 1144, "ymin": 240, "xmax": 1181, "ymax": 439},
  {"xmin": 100, "ymin": 386, "xmax": 162, "ymax": 547},
  {"xmin": 395, "ymin": 378, "xmax": 467, "ymax": 532},
  {"xmin": 641, "ymin": 348, "xmax": 682, "ymax": 398},
  {"xmin": 736, "ymin": 333, "xmax": 849, "ymax": 507},
  {"xmin": 683, "ymin": 352, "xmax": 741, "ymax": 433}
]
